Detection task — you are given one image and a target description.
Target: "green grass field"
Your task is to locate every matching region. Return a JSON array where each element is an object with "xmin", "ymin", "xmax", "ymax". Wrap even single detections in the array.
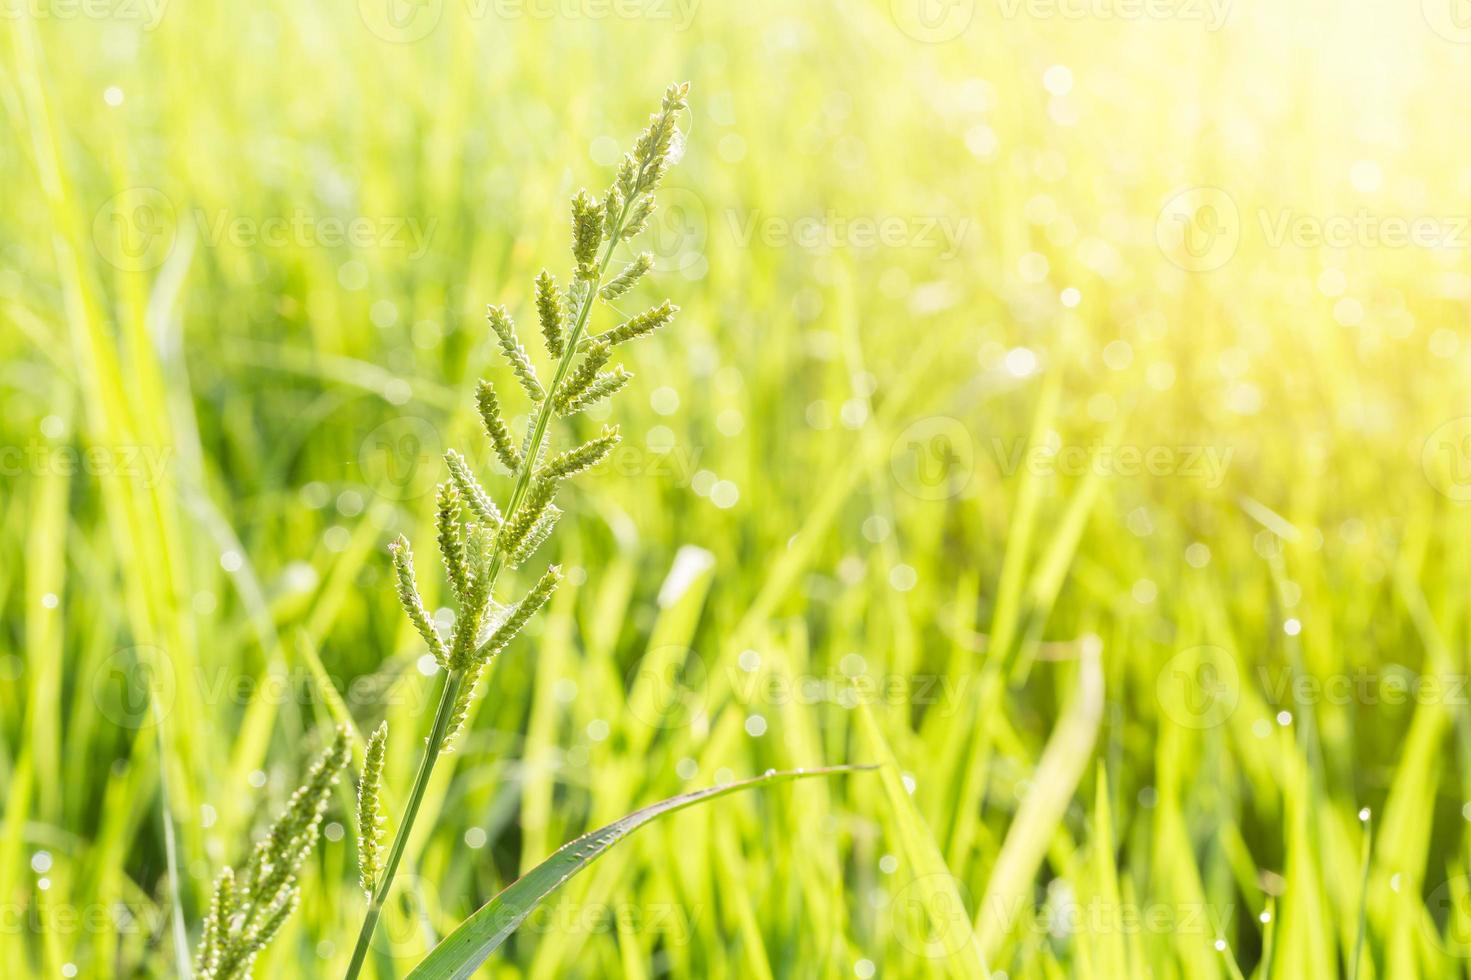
[{"xmin": 5, "ymin": 0, "xmax": 1471, "ymax": 976}]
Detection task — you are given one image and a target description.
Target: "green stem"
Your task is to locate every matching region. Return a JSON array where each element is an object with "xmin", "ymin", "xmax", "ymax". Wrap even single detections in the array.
[
  {"xmin": 342, "ymin": 180, "xmax": 641, "ymax": 980},
  {"xmin": 498, "ymin": 195, "xmax": 634, "ymax": 523},
  {"xmin": 344, "ymin": 668, "xmax": 464, "ymax": 980}
]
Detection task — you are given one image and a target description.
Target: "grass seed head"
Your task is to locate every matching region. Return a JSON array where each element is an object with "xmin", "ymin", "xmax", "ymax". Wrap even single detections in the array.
[
  {"xmin": 571, "ymin": 190, "xmax": 603, "ymax": 267},
  {"xmin": 445, "ymin": 449, "xmax": 503, "ymax": 531},
  {"xmin": 356, "ymin": 721, "xmax": 389, "ymax": 897},
  {"xmin": 534, "ymin": 270, "xmax": 566, "ymax": 358},
  {"xmin": 435, "ymin": 482, "xmax": 469, "ymax": 602},
  {"xmin": 475, "ymin": 380, "xmax": 523, "ymax": 472},
  {"xmin": 390, "ymin": 535, "xmax": 449, "ymax": 669},
  {"xmin": 600, "ymin": 252, "xmax": 654, "ymax": 302},
  {"xmin": 486, "ymin": 305, "xmax": 545, "ymax": 402},
  {"xmin": 195, "ymin": 730, "xmax": 349, "ymax": 979}
]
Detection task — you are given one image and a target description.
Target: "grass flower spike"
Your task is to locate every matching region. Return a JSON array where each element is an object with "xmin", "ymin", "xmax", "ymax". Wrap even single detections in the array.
[
  {"xmin": 356, "ymin": 722, "xmax": 388, "ymax": 897},
  {"xmin": 194, "ymin": 731, "xmax": 350, "ymax": 979},
  {"xmin": 341, "ymin": 82, "xmax": 690, "ymax": 980}
]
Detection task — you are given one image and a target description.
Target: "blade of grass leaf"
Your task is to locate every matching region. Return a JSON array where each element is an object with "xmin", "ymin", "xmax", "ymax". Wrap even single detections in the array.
[
  {"xmin": 976, "ymin": 639, "xmax": 1104, "ymax": 959},
  {"xmin": 154, "ymin": 711, "xmax": 193, "ymax": 980},
  {"xmin": 855, "ymin": 701, "xmax": 990, "ymax": 980},
  {"xmin": 405, "ymin": 766, "xmax": 874, "ymax": 980}
]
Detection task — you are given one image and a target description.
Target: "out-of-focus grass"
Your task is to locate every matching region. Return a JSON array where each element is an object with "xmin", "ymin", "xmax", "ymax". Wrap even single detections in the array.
[{"xmin": 4, "ymin": 0, "xmax": 1471, "ymax": 976}]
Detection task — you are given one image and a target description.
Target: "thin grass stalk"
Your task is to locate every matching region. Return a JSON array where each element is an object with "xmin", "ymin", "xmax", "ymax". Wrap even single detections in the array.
[
  {"xmin": 343, "ymin": 670, "xmax": 464, "ymax": 978},
  {"xmin": 341, "ymin": 147, "xmax": 656, "ymax": 980}
]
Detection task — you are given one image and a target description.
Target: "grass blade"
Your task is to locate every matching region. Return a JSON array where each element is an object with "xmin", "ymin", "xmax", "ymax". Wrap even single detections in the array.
[
  {"xmin": 976, "ymin": 638, "xmax": 1104, "ymax": 958},
  {"xmin": 855, "ymin": 701, "xmax": 990, "ymax": 979},
  {"xmin": 406, "ymin": 766, "xmax": 873, "ymax": 980},
  {"xmin": 154, "ymin": 713, "xmax": 194, "ymax": 980}
]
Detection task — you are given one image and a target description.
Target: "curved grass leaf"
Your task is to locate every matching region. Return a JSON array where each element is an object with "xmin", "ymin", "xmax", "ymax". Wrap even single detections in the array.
[{"xmin": 407, "ymin": 765, "xmax": 874, "ymax": 980}]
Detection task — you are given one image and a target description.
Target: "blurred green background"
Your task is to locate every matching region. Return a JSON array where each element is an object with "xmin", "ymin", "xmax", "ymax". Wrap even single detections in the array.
[{"xmin": 5, "ymin": 0, "xmax": 1471, "ymax": 976}]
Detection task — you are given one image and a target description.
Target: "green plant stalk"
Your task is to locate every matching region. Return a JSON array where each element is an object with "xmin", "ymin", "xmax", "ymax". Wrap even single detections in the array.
[
  {"xmin": 343, "ymin": 669, "xmax": 463, "ymax": 980},
  {"xmin": 342, "ymin": 185, "xmax": 640, "ymax": 980}
]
